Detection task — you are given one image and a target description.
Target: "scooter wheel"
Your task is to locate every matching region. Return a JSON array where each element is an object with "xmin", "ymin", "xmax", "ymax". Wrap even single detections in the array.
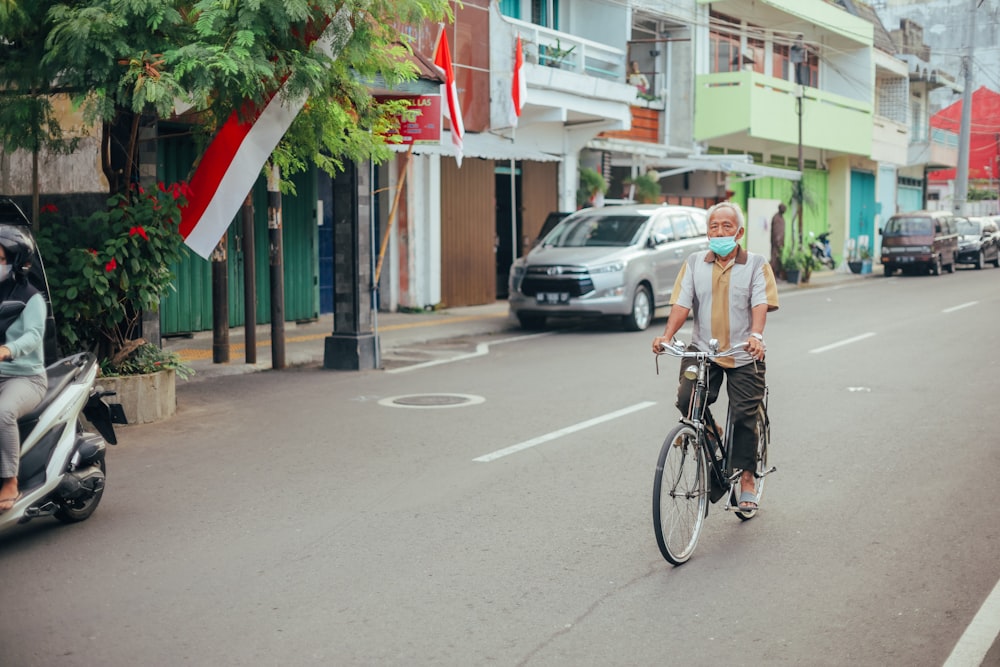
[{"xmin": 54, "ymin": 459, "xmax": 106, "ymax": 524}]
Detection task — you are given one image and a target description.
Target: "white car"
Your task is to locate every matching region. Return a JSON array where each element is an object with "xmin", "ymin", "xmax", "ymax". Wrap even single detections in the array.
[{"xmin": 508, "ymin": 204, "xmax": 709, "ymax": 331}]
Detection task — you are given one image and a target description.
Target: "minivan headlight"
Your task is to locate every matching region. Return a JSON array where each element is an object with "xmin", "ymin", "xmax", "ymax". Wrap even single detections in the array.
[{"xmin": 591, "ymin": 261, "xmax": 625, "ymax": 274}]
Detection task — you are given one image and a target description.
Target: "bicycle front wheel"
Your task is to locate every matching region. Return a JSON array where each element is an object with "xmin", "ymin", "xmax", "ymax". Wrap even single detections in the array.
[{"xmin": 652, "ymin": 423, "xmax": 708, "ymax": 565}]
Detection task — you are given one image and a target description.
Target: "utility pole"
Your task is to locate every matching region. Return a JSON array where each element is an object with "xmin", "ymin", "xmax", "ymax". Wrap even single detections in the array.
[
  {"xmin": 791, "ymin": 35, "xmax": 806, "ymax": 246},
  {"xmin": 953, "ymin": 0, "xmax": 976, "ymax": 215}
]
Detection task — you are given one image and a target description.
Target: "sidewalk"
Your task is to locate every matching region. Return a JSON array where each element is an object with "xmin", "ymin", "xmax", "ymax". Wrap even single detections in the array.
[{"xmin": 164, "ymin": 267, "xmax": 870, "ymax": 381}]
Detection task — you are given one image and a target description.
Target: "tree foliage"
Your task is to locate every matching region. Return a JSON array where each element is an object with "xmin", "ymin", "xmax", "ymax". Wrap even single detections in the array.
[{"xmin": 0, "ymin": 0, "xmax": 452, "ymax": 189}]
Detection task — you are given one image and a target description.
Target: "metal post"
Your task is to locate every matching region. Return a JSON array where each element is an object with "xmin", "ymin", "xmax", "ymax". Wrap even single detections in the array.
[
  {"xmin": 211, "ymin": 235, "xmax": 229, "ymax": 363},
  {"xmin": 241, "ymin": 193, "xmax": 256, "ymax": 364},
  {"xmin": 267, "ymin": 163, "xmax": 286, "ymax": 370},
  {"xmin": 953, "ymin": 0, "xmax": 977, "ymax": 215}
]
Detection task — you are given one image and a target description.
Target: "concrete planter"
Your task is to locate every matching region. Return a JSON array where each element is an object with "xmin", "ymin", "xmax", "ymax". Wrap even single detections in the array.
[{"xmin": 99, "ymin": 369, "xmax": 176, "ymax": 425}]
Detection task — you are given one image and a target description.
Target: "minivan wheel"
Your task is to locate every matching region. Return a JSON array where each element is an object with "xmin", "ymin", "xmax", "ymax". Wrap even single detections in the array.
[
  {"xmin": 975, "ymin": 251, "xmax": 984, "ymax": 270},
  {"xmin": 930, "ymin": 256, "xmax": 942, "ymax": 276},
  {"xmin": 623, "ymin": 285, "xmax": 652, "ymax": 332},
  {"xmin": 884, "ymin": 265, "xmax": 894, "ymax": 277}
]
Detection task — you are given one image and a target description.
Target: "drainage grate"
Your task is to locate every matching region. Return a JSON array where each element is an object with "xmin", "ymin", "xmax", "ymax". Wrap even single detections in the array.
[{"xmin": 378, "ymin": 393, "xmax": 485, "ymax": 409}]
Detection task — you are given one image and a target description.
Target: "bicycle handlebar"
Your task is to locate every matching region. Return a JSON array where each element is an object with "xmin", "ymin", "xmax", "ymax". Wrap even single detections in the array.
[{"xmin": 656, "ymin": 339, "xmax": 747, "ymax": 359}]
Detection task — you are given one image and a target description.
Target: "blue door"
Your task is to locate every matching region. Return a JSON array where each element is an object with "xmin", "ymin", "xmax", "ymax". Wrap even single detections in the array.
[{"xmin": 850, "ymin": 170, "xmax": 876, "ymax": 256}]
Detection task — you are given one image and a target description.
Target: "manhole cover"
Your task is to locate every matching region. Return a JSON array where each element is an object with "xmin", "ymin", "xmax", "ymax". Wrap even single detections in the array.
[{"xmin": 378, "ymin": 393, "xmax": 485, "ymax": 409}]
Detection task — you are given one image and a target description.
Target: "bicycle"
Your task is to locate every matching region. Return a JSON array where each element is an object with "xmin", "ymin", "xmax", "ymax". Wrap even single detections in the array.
[{"xmin": 651, "ymin": 338, "xmax": 775, "ymax": 565}]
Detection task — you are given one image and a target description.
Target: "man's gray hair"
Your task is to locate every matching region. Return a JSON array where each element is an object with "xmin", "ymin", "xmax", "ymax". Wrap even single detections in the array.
[{"xmin": 706, "ymin": 201, "xmax": 745, "ymax": 230}]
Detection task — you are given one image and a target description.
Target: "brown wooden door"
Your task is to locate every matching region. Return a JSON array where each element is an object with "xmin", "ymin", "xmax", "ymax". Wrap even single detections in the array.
[{"xmin": 441, "ymin": 158, "xmax": 496, "ymax": 307}]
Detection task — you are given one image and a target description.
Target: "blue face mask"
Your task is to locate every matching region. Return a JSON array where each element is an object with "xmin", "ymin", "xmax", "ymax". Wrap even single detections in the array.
[{"xmin": 709, "ymin": 235, "xmax": 738, "ymax": 257}]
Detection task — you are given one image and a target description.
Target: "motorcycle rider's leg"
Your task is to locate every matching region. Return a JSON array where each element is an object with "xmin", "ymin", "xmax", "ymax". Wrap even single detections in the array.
[{"xmin": 0, "ymin": 375, "xmax": 46, "ymax": 512}]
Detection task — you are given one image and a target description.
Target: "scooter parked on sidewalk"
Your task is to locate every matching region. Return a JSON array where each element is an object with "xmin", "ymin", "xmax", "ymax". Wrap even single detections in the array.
[
  {"xmin": 0, "ymin": 350, "xmax": 124, "ymax": 533},
  {"xmin": 810, "ymin": 232, "xmax": 834, "ymax": 269}
]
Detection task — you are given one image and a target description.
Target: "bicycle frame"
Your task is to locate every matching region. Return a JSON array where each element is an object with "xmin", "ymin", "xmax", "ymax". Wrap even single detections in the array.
[{"xmin": 658, "ymin": 341, "xmax": 752, "ymax": 493}]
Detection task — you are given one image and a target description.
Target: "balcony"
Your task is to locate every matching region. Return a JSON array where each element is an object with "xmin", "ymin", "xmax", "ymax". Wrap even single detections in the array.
[
  {"xmin": 507, "ymin": 18, "xmax": 636, "ymax": 126},
  {"xmin": 693, "ymin": 70, "xmax": 872, "ymax": 157},
  {"xmin": 909, "ymin": 127, "xmax": 959, "ymax": 170}
]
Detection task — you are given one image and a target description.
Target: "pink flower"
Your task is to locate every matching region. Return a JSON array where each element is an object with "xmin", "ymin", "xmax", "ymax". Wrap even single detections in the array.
[
  {"xmin": 129, "ymin": 226, "xmax": 149, "ymax": 240},
  {"xmin": 105, "ymin": 258, "xmax": 117, "ymax": 272},
  {"xmin": 40, "ymin": 203, "xmax": 58, "ymax": 214}
]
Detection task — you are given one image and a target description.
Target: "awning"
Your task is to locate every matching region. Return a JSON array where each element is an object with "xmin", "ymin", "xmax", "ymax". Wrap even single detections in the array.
[
  {"xmin": 389, "ymin": 131, "xmax": 562, "ymax": 162},
  {"xmin": 652, "ymin": 156, "xmax": 801, "ymax": 182}
]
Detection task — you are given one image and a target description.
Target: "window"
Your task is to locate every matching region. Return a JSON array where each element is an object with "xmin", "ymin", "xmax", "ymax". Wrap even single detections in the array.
[
  {"xmin": 670, "ymin": 215, "xmax": 697, "ymax": 239},
  {"xmin": 709, "ymin": 13, "xmax": 741, "ymax": 73},
  {"xmin": 773, "ymin": 43, "xmax": 790, "ymax": 81}
]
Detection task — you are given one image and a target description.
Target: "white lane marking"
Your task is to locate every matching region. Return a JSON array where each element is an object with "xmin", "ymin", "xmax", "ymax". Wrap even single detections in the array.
[
  {"xmin": 943, "ymin": 301, "xmax": 978, "ymax": 314},
  {"xmin": 473, "ymin": 401, "xmax": 657, "ymax": 463},
  {"xmin": 943, "ymin": 576, "xmax": 1000, "ymax": 667},
  {"xmin": 386, "ymin": 333, "xmax": 551, "ymax": 374},
  {"xmin": 808, "ymin": 332, "xmax": 876, "ymax": 354}
]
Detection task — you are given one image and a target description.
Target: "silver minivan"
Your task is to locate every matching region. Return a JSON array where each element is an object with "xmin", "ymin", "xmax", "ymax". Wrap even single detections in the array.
[{"xmin": 508, "ymin": 204, "xmax": 709, "ymax": 331}]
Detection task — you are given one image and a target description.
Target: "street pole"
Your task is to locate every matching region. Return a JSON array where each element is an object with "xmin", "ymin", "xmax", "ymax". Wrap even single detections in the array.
[
  {"xmin": 241, "ymin": 193, "xmax": 257, "ymax": 364},
  {"xmin": 953, "ymin": 0, "xmax": 976, "ymax": 215},
  {"xmin": 267, "ymin": 162, "xmax": 286, "ymax": 370},
  {"xmin": 211, "ymin": 235, "xmax": 229, "ymax": 363}
]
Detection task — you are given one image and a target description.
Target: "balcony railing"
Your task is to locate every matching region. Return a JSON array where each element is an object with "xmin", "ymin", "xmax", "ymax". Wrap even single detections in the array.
[
  {"xmin": 506, "ymin": 18, "xmax": 626, "ymax": 83},
  {"xmin": 694, "ymin": 70, "xmax": 872, "ymax": 156}
]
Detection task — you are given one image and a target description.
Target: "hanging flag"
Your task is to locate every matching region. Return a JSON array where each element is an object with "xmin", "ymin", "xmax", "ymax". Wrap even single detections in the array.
[
  {"xmin": 433, "ymin": 30, "xmax": 464, "ymax": 167},
  {"xmin": 511, "ymin": 35, "xmax": 526, "ymax": 127},
  {"xmin": 179, "ymin": 10, "xmax": 352, "ymax": 259}
]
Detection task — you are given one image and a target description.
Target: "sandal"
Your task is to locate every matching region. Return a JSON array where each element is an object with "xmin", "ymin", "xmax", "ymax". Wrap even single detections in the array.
[
  {"xmin": 737, "ymin": 490, "xmax": 758, "ymax": 512},
  {"xmin": 0, "ymin": 492, "xmax": 21, "ymax": 514}
]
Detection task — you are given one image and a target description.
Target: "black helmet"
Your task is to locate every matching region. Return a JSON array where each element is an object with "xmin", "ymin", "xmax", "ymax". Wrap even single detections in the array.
[{"xmin": 0, "ymin": 224, "xmax": 35, "ymax": 278}]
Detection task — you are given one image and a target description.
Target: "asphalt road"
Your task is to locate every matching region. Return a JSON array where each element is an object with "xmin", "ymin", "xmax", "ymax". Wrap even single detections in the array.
[{"xmin": 2, "ymin": 266, "xmax": 999, "ymax": 666}]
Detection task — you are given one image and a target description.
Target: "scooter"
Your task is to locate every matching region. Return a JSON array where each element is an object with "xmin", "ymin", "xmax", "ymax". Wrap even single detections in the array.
[
  {"xmin": 0, "ymin": 351, "xmax": 124, "ymax": 534},
  {"xmin": 810, "ymin": 231, "xmax": 835, "ymax": 269}
]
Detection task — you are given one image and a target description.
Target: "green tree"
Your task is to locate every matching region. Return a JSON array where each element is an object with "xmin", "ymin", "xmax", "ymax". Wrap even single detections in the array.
[
  {"xmin": 0, "ymin": 0, "xmax": 452, "ymax": 194},
  {"xmin": 0, "ymin": 0, "xmax": 452, "ymax": 365}
]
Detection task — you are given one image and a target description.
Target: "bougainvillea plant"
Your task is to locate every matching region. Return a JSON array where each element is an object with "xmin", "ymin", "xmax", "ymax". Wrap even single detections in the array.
[{"xmin": 36, "ymin": 182, "xmax": 191, "ymax": 375}]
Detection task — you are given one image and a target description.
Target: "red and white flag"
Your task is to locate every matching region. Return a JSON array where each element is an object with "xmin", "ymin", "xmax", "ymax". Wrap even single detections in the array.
[
  {"xmin": 179, "ymin": 11, "xmax": 351, "ymax": 259},
  {"xmin": 510, "ymin": 35, "xmax": 526, "ymax": 127},
  {"xmin": 434, "ymin": 30, "xmax": 464, "ymax": 168}
]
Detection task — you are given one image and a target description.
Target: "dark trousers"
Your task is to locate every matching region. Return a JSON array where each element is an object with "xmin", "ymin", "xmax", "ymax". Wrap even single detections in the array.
[{"xmin": 676, "ymin": 358, "xmax": 766, "ymax": 473}]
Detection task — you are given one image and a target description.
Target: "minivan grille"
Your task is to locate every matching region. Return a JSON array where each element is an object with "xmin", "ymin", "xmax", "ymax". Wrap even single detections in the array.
[{"xmin": 520, "ymin": 266, "xmax": 594, "ymax": 297}]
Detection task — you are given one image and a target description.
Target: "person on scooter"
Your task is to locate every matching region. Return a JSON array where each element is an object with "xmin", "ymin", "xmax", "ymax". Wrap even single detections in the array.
[{"xmin": 0, "ymin": 226, "xmax": 47, "ymax": 514}]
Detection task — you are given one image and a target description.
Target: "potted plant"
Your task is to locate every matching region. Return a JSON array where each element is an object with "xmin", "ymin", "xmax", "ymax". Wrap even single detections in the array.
[
  {"xmin": 36, "ymin": 182, "xmax": 193, "ymax": 423},
  {"xmin": 781, "ymin": 245, "xmax": 809, "ymax": 284},
  {"xmin": 847, "ymin": 243, "xmax": 873, "ymax": 274},
  {"xmin": 542, "ymin": 39, "xmax": 576, "ymax": 69},
  {"xmin": 624, "ymin": 171, "xmax": 661, "ymax": 204},
  {"xmin": 577, "ymin": 167, "xmax": 609, "ymax": 207}
]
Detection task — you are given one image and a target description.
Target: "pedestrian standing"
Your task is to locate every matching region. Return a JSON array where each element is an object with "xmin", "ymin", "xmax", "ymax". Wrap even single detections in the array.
[{"xmin": 770, "ymin": 203, "xmax": 786, "ymax": 279}]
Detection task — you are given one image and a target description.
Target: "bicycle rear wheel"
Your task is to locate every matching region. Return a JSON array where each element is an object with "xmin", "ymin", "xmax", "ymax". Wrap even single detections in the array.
[
  {"xmin": 734, "ymin": 406, "xmax": 769, "ymax": 521},
  {"xmin": 652, "ymin": 423, "xmax": 708, "ymax": 565}
]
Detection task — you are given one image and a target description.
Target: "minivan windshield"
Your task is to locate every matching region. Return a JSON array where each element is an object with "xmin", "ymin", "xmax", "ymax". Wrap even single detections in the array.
[
  {"xmin": 956, "ymin": 219, "xmax": 983, "ymax": 236},
  {"xmin": 544, "ymin": 214, "xmax": 647, "ymax": 247},
  {"xmin": 883, "ymin": 217, "xmax": 933, "ymax": 236}
]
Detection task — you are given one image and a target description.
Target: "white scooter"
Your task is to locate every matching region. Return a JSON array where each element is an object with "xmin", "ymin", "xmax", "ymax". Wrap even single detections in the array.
[{"xmin": 0, "ymin": 350, "xmax": 124, "ymax": 534}]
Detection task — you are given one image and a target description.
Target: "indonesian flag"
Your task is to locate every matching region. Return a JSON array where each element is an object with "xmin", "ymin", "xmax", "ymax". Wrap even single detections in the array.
[
  {"xmin": 433, "ymin": 30, "xmax": 464, "ymax": 168},
  {"xmin": 511, "ymin": 35, "xmax": 526, "ymax": 127},
  {"xmin": 179, "ymin": 10, "xmax": 352, "ymax": 259}
]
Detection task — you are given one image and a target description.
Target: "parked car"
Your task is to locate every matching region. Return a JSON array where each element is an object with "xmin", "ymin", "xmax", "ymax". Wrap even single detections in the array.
[
  {"xmin": 879, "ymin": 209, "xmax": 958, "ymax": 276},
  {"xmin": 955, "ymin": 216, "xmax": 1000, "ymax": 269},
  {"xmin": 507, "ymin": 204, "xmax": 709, "ymax": 332}
]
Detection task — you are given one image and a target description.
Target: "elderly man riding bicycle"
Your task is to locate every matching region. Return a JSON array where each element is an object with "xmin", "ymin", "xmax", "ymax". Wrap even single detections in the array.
[{"xmin": 651, "ymin": 201, "xmax": 779, "ymax": 512}]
